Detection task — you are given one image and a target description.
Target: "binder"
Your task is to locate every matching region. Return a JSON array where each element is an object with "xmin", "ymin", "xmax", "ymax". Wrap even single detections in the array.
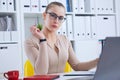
[
  {"xmin": 85, "ymin": 16, "xmax": 91, "ymax": 39},
  {"xmin": 105, "ymin": 0, "xmax": 114, "ymax": 13},
  {"xmin": 96, "ymin": 16, "xmax": 116, "ymax": 39},
  {"xmin": 78, "ymin": 0, "xmax": 85, "ymax": 13},
  {"xmin": 91, "ymin": 16, "xmax": 97, "ymax": 39},
  {"xmin": 66, "ymin": 0, "xmax": 70, "ymax": 12},
  {"xmin": 57, "ymin": 27, "xmax": 62, "ymax": 35},
  {"xmin": 31, "ymin": 0, "xmax": 39, "ymax": 12},
  {"xmin": 39, "ymin": 0, "xmax": 48, "ymax": 12},
  {"xmin": 0, "ymin": 0, "xmax": 7, "ymax": 11},
  {"xmin": 96, "ymin": 0, "xmax": 114, "ymax": 14},
  {"xmin": 74, "ymin": 16, "xmax": 86, "ymax": 40},
  {"xmin": 7, "ymin": 0, "xmax": 14, "ymax": 11},
  {"xmin": 84, "ymin": 0, "xmax": 95, "ymax": 13},
  {"xmin": 72, "ymin": 0, "xmax": 79, "ymax": 13},
  {"xmin": 23, "ymin": 0, "xmax": 31, "ymax": 12},
  {"xmin": 66, "ymin": 15, "xmax": 73, "ymax": 40},
  {"xmin": 11, "ymin": 31, "xmax": 18, "ymax": 42},
  {"xmin": 90, "ymin": 0, "xmax": 96, "ymax": 13},
  {"xmin": 61, "ymin": 19, "xmax": 67, "ymax": 36},
  {"xmin": 4, "ymin": 31, "xmax": 11, "ymax": 42}
]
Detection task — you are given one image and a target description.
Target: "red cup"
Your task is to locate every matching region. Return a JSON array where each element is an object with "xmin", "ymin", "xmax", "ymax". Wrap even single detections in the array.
[{"xmin": 4, "ymin": 70, "xmax": 19, "ymax": 80}]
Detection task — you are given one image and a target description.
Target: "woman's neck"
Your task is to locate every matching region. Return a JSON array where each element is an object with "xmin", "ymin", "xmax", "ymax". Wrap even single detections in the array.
[{"xmin": 42, "ymin": 27, "xmax": 57, "ymax": 41}]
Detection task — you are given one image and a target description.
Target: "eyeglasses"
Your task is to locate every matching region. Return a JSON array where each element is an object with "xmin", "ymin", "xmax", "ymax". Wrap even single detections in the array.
[{"xmin": 46, "ymin": 12, "xmax": 66, "ymax": 23}]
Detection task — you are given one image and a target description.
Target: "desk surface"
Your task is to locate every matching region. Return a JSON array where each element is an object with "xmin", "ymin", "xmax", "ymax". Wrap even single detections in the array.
[
  {"xmin": 0, "ymin": 71, "xmax": 94, "ymax": 80},
  {"xmin": 55, "ymin": 71, "xmax": 94, "ymax": 80}
]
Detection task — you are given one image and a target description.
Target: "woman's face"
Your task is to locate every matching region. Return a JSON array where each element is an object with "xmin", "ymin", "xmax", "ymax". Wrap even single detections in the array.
[{"xmin": 43, "ymin": 5, "xmax": 66, "ymax": 32}]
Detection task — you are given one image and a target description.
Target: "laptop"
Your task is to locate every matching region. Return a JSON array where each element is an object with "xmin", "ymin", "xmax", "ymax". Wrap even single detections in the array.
[
  {"xmin": 93, "ymin": 37, "xmax": 120, "ymax": 80},
  {"xmin": 64, "ymin": 37, "xmax": 120, "ymax": 80}
]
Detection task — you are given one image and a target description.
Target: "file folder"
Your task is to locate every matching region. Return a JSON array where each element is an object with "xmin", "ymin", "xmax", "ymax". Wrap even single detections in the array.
[
  {"xmin": 7, "ymin": 0, "xmax": 14, "ymax": 11},
  {"xmin": 0, "ymin": 0, "xmax": 7, "ymax": 11}
]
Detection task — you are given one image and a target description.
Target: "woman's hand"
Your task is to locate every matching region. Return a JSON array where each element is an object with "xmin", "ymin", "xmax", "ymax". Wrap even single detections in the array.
[{"xmin": 30, "ymin": 25, "xmax": 45, "ymax": 39}]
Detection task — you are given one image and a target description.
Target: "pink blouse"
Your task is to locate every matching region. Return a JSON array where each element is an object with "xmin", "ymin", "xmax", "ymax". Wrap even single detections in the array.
[{"xmin": 25, "ymin": 35, "xmax": 80, "ymax": 74}]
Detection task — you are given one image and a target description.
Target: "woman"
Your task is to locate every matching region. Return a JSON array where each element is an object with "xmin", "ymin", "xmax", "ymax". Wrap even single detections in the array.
[{"xmin": 25, "ymin": 2, "xmax": 98, "ymax": 75}]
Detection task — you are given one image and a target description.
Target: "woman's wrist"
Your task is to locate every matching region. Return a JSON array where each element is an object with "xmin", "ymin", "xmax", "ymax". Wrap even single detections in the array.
[{"xmin": 39, "ymin": 38, "xmax": 47, "ymax": 43}]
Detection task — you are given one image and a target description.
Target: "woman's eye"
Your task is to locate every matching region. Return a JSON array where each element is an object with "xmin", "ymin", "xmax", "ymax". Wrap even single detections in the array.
[{"xmin": 59, "ymin": 17, "xmax": 64, "ymax": 20}]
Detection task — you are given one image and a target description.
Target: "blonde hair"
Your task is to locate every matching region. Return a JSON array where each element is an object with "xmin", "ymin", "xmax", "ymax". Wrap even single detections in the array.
[{"xmin": 45, "ymin": 2, "xmax": 65, "ymax": 13}]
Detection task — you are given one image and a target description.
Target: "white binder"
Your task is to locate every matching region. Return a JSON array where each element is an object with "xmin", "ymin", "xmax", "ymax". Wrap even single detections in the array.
[
  {"xmin": 39, "ymin": 0, "xmax": 48, "ymax": 12},
  {"xmin": 78, "ymin": 0, "xmax": 85, "ymax": 13},
  {"xmin": 4, "ymin": 31, "xmax": 11, "ymax": 42},
  {"xmin": 61, "ymin": 19, "xmax": 67, "ymax": 36},
  {"xmin": 31, "ymin": 0, "xmax": 39, "ymax": 12},
  {"xmin": 74, "ymin": 16, "xmax": 86, "ymax": 40},
  {"xmin": 0, "ymin": 0, "xmax": 7, "ymax": 11},
  {"xmin": 85, "ymin": 16, "xmax": 91, "ymax": 39},
  {"xmin": 0, "ymin": 32, "xmax": 4, "ymax": 42},
  {"xmin": 96, "ymin": 16, "xmax": 116, "ymax": 39},
  {"xmin": 91, "ymin": 16, "xmax": 97, "ymax": 39},
  {"xmin": 23, "ymin": 0, "xmax": 31, "ymax": 12},
  {"xmin": 7, "ymin": 0, "xmax": 14, "ymax": 11},
  {"xmin": 57, "ymin": 27, "xmax": 62, "ymax": 35},
  {"xmin": 11, "ymin": 31, "xmax": 18, "ymax": 42},
  {"xmin": 66, "ymin": 15, "xmax": 73, "ymax": 40},
  {"xmin": 96, "ymin": 0, "xmax": 114, "ymax": 14},
  {"xmin": 72, "ymin": 0, "xmax": 79, "ymax": 13}
]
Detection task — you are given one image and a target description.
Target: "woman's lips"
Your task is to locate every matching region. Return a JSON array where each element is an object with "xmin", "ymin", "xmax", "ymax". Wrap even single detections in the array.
[{"xmin": 52, "ymin": 25, "xmax": 58, "ymax": 28}]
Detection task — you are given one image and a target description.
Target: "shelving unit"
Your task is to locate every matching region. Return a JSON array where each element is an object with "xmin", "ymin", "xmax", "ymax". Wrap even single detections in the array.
[{"xmin": 0, "ymin": 0, "xmax": 22, "ymax": 74}]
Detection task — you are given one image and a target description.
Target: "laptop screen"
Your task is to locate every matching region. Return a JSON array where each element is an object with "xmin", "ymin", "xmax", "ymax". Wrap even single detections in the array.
[{"xmin": 93, "ymin": 37, "xmax": 120, "ymax": 80}]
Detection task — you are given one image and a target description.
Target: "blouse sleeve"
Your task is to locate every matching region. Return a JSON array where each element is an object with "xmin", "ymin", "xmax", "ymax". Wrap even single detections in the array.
[
  {"xmin": 24, "ymin": 37, "xmax": 49, "ymax": 74},
  {"xmin": 63, "ymin": 36, "xmax": 80, "ymax": 70}
]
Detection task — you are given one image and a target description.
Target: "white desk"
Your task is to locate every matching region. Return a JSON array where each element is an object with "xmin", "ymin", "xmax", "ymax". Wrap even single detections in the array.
[
  {"xmin": 0, "ymin": 71, "xmax": 94, "ymax": 80},
  {"xmin": 55, "ymin": 71, "xmax": 94, "ymax": 80}
]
